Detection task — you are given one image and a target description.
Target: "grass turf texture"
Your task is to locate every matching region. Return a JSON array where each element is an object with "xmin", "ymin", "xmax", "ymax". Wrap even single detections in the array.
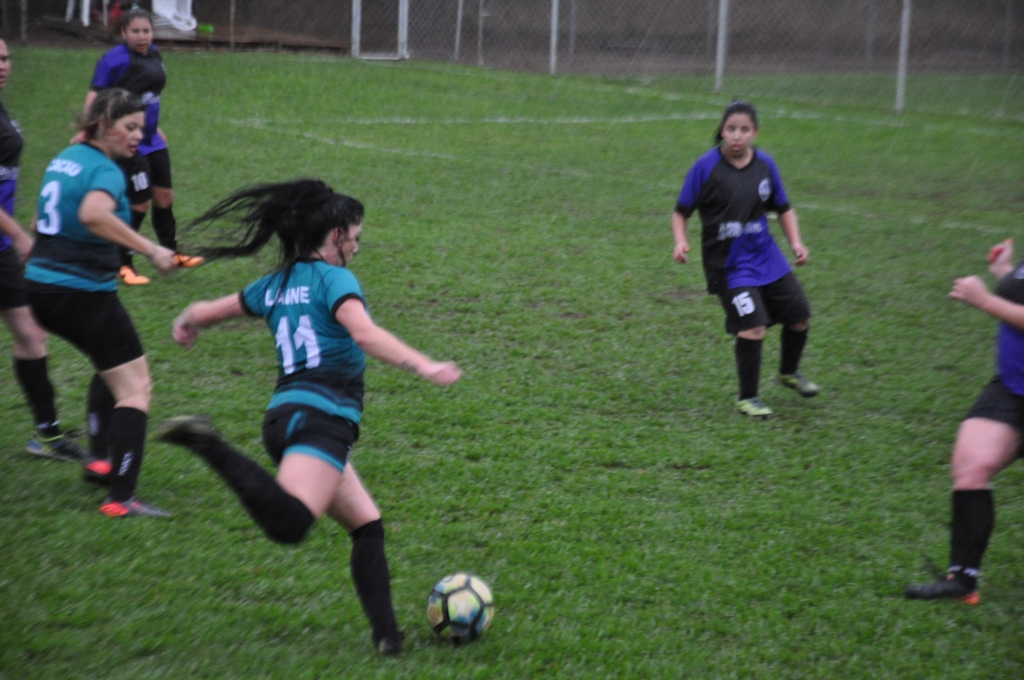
[{"xmin": 2, "ymin": 48, "xmax": 1024, "ymax": 678}]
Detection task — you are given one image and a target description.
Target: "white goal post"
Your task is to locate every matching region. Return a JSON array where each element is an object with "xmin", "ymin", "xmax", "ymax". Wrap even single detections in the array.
[{"xmin": 351, "ymin": 0, "xmax": 409, "ymax": 60}]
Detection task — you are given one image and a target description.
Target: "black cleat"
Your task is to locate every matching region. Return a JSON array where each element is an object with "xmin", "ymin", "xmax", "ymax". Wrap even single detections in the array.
[
  {"xmin": 374, "ymin": 631, "xmax": 404, "ymax": 657},
  {"xmin": 152, "ymin": 415, "xmax": 218, "ymax": 448},
  {"xmin": 904, "ymin": 575, "xmax": 979, "ymax": 605}
]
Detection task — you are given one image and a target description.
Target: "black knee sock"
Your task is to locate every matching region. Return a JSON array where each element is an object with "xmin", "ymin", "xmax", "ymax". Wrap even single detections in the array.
[
  {"xmin": 107, "ymin": 407, "xmax": 148, "ymax": 502},
  {"xmin": 151, "ymin": 205, "xmax": 177, "ymax": 251},
  {"xmin": 87, "ymin": 374, "xmax": 115, "ymax": 459},
  {"xmin": 183, "ymin": 432, "xmax": 315, "ymax": 544},
  {"xmin": 780, "ymin": 326, "xmax": 809, "ymax": 376},
  {"xmin": 119, "ymin": 209, "xmax": 147, "ymax": 267},
  {"xmin": 949, "ymin": 489, "xmax": 995, "ymax": 588},
  {"xmin": 350, "ymin": 519, "xmax": 400, "ymax": 642},
  {"xmin": 13, "ymin": 357, "xmax": 59, "ymax": 434},
  {"xmin": 735, "ymin": 337, "xmax": 763, "ymax": 400}
]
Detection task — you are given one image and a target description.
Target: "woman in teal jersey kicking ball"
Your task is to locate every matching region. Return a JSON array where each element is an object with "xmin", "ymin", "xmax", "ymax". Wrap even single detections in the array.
[{"xmin": 156, "ymin": 179, "xmax": 461, "ymax": 656}]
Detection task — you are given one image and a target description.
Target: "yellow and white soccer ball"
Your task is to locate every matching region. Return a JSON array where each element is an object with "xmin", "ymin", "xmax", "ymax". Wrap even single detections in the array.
[{"xmin": 426, "ymin": 572, "xmax": 495, "ymax": 642}]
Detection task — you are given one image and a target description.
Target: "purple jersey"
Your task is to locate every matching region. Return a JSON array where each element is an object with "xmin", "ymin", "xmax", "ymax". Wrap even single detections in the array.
[
  {"xmin": 676, "ymin": 147, "xmax": 793, "ymax": 294},
  {"xmin": 994, "ymin": 261, "xmax": 1024, "ymax": 396},
  {"xmin": 0, "ymin": 101, "xmax": 22, "ymax": 251},
  {"xmin": 90, "ymin": 44, "xmax": 167, "ymax": 156}
]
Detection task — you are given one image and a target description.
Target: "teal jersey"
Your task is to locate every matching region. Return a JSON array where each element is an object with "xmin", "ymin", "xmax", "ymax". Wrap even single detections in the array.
[
  {"xmin": 242, "ymin": 260, "xmax": 368, "ymax": 423},
  {"xmin": 25, "ymin": 144, "xmax": 129, "ymax": 292}
]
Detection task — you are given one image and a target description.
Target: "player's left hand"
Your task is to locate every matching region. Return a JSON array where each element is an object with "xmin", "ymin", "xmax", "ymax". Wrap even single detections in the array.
[
  {"xmin": 791, "ymin": 243, "xmax": 809, "ymax": 265},
  {"xmin": 172, "ymin": 307, "xmax": 201, "ymax": 349},
  {"xmin": 949, "ymin": 275, "xmax": 990, "ymax": 308}
]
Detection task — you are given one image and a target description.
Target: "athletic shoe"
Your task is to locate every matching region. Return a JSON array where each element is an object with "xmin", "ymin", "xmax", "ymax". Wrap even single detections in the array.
[
  {"xmin": 775, "ymin": 372, "xmax": 820, "ymax": 398},
  {"xmin": 374, "ymin": 631, "xmax": 404, "ymax": 657},
  {"xmin": 904, "ymin": 575, "xmax": 979, "ymax": 605},
  {"xmin": 119, "ymin": 265, "xmax": 150, "ymax": 285},
  {"xmin": 99, "ymin": 496, "xmax": 171, "ymax": 518},
  {"xmin": 173, "ymin": 253, "xmax": 205, "ymax": 268},
  {"xmin": 152, "ymin": 414, "xmax": 217, "ymax": 447},
  {"xmin": 82, "ymin": 457, "xmax": 113, "ymax": 486},
  {"xmin": 26, "ymin": 433, "xmax": 87, "ymax": 462},
  {"xmin": 736, "ymin": 397, "xmax": 774, "ymax": 419}
]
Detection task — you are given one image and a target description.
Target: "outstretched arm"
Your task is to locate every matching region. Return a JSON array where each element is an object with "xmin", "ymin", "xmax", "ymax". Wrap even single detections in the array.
[
  {"xmin": 951, "ymin": 239, "xmax": 1024, "ymax": 331},
  {"xmin": 335, "ymin": 298, "xmax": 461, "ymax": 386},
  {"xmin": 172, "ymin": 294, "xmax": 245, "ymax": 349},
  {"xmin": 79, "ymin": 190, "xmax": 176, "ymax": 273}
]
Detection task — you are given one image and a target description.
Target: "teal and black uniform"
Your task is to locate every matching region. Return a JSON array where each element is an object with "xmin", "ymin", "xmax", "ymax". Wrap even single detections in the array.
[
  {"xmin": 26, "ymin": 144, "xmax": 129, "ymax": 291},
  {"xmin": 25, "ymin": 143, "xmax": 143, "ymax": 370},
  {"xmin": 240, "ymin": 260, "xmax": 367, "ymax": 472}
]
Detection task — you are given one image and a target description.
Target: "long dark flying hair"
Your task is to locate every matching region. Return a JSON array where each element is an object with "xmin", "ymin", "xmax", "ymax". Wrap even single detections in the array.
[
  {"xmin": 714, "ymin": 100, "xmax": 758, "ymax": 144},
  {"xmin": 187, "ymin": 179, "xmax": 364, "ymax": 279}
]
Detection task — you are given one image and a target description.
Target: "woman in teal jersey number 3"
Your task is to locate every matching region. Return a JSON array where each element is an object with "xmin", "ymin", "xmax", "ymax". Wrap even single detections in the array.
[
  {"xmin": 25, "ymin": 89, "xmax": 177, "ymax": 518},
  {"xmin": 155, "ymin": 179, "xmax": 461, "ymax": 656}
]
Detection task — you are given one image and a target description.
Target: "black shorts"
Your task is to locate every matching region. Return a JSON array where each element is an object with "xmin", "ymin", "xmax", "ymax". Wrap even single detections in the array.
[
  {"xmin": 261, "ymin": 405, "xmax": 360, "ymax": 474},
  {"xmin": 0, "ymin": 246, "xmax": 27, "ymax": 310},
  {"xmin": 116, "ymin": 148, "xmax": 172, "ymax": 205},
  {"xmin": 718, "ymin": 272, "xmax": 811, "ymax": 335},
  {"xmin": 966, "ymin": 376, "xmax": 1024, "ymax": 434},
  {"xmin": 27, "ymin": 285, "xmax": 144, "ymax": 371}
]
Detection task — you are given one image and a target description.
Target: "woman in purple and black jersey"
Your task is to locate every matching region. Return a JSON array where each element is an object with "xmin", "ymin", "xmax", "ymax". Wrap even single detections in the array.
[
  {"xmin": 0, "ymin": 39, "xmax": 89, "ymax": 463},
  {"xmin": 672, "ymin": 100, "xmax": 818, "ymax": 419},
  {"xmin": 905, "ymin": 238, "xmax": 1024, "ymax": 605},
  {"xmin": 77, "ymin": 7, "xmax": 203, "ymax": 285}
]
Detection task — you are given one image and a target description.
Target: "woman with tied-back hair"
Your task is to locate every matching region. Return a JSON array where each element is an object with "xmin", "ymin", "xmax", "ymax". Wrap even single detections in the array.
[
  {"xmin": 25, "ymin": 88, "xmax": 178, "ymax": 517},
  {"xmin": 76, "ymin": 6, "xmax": 203, "ymax": 285},
  {"xmin": 672, "ymin": 100, "xmax": 818, "ymax": 419},
  {"xmin": 155, "ymin": 179, "xmax": 461, "ymax": 656}
]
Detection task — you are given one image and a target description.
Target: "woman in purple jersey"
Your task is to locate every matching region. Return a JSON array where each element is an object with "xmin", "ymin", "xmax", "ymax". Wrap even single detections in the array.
[
  {"xmin": 905, "ymin": 239, "xmax": 1024, "ymax": 604},
  {"xmin": 0, "ymin": 38, "xmax": 89, "ymax": 463},
  {"xmin": 76, "ymin": 7, "xmax": 203, "ymax": 285},
  {"xmin": 672, "ymin": 100, "xmax": 817, "ymax": 419}
]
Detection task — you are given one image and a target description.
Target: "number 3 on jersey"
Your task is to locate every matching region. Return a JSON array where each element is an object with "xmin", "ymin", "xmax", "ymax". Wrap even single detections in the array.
[
  {"xmin": 275, "ymin": 315, "xmax": 321, "ymax": 374},
  {"xmin": 37, "ymin": 181, "xmax": 62, "ymax": 235},
  {"xmin": 732, "ymin": 291, "xmax": 755, "ymax": 317}
]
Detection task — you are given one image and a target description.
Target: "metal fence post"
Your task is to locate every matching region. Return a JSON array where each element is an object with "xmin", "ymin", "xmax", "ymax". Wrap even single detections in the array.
[
  {"xmin": 714, "ymin": 0, "xmax": 729, "ymax": 93},
  {"xmin": 454, "ymin": 0, "xmax": 464, "ymax": 61},
  {"xmin": 351, "ymin": 0, "xmax": 361, "ymax": 58},
  {"xmin": 398, "ymin": 0, "xmax": 409, "ymax": 58},
  {"xmin": 895, "ymin": 0, "xmax": 912, "ymax": 114},
  {"xmin": 550, "ymin": 0, "xmax": 560, "ymax": 75}
]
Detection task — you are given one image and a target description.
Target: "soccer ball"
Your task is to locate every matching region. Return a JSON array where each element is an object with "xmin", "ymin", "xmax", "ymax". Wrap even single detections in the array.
[{"xmin": 426, "ymin": 573, "xmax": 494, "ymax": 642}]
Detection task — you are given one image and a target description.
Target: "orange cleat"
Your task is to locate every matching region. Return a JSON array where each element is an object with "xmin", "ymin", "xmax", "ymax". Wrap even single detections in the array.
[
  {"xmin": 173, "ymin": 253, "xmax": 205, "ymax": 268},
  {"xmin": 119, "ymin": 265, "xmax": 150, "ymax": 285}
]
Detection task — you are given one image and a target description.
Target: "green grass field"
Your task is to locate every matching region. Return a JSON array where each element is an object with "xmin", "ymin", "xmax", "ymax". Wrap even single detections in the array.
[{"xmin": 2, "ymin": 47, "xmax": 1023, "ymax": 678}]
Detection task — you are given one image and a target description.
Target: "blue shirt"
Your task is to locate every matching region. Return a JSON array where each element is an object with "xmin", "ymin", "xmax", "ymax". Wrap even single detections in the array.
[
  {"xmin": 25, "ymin": 144, "xmax": 129, "ymax": 292},
  {"xmin": 995, "ymin": 261, "xmax": 1024, "ymax": 396},
  {"xmin": 91, "ymin": 44, "xmax": 167, "ymax": 156},
  {"xmin": 241, "ymin": 260, "xmax": 368, "ymax": 423},
  {"xmin": 676, "ymin": 147, "xmax": 793, "ymax": 294},
  {"xmin": 0, "ymin": 101, "xmax": 22, "ymax": 252}
]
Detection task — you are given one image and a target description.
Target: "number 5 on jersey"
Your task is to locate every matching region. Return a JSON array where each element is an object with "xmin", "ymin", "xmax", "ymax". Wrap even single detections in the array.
[{"xmin": 275, "ymin": 315, "xmax": 321, "ymax": 374}]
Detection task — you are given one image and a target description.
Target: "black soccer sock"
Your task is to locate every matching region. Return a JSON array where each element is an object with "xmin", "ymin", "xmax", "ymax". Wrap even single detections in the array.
[
  {"xmin": 13, "ymin": 357, "xmax": 59, "ymax": 435},
  {"xmin": 780, "ymin": 326, "xmax": 809, "ymax": 376},
  {"xmin": 735, "ymin": 337, "xmax": 763, "ymax": 400},
  {"xmin": 350, "ymin": 519, "xmax": 401, "ymax": 643},
  {"xmin": 151, "ymin": 205, "xmax": 177, "ymax": 251},
  {"xmin": 107, "ymin": 407, "xmax": 148, "ymax": 502},
  {"xmin": 182, "ymin": 432, "xmax": 315, "ymax": 544},
  {"xmin": 87, "ymin": 374, "xmax": 115, "ymax": 460},
  {"xmin": 119, "ymin": 209, "xmax": 147, "ymax": 268},
  {"xmin": 949, "ymin": 489, "xmax": 995, "ymax": 588}
]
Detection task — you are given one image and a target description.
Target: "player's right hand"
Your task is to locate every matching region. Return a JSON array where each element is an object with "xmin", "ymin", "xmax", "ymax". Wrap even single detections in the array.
[
  {"xmin": 147, "ymin": 245, "xmax": 178, "ymax": 274},
  {"xmin": 421, "ymin": 361, "xmax": 462, "ymax": 386},
  {"xmin": 673, "ymin": 241, "xmax": 690, "ymax": 263}
]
